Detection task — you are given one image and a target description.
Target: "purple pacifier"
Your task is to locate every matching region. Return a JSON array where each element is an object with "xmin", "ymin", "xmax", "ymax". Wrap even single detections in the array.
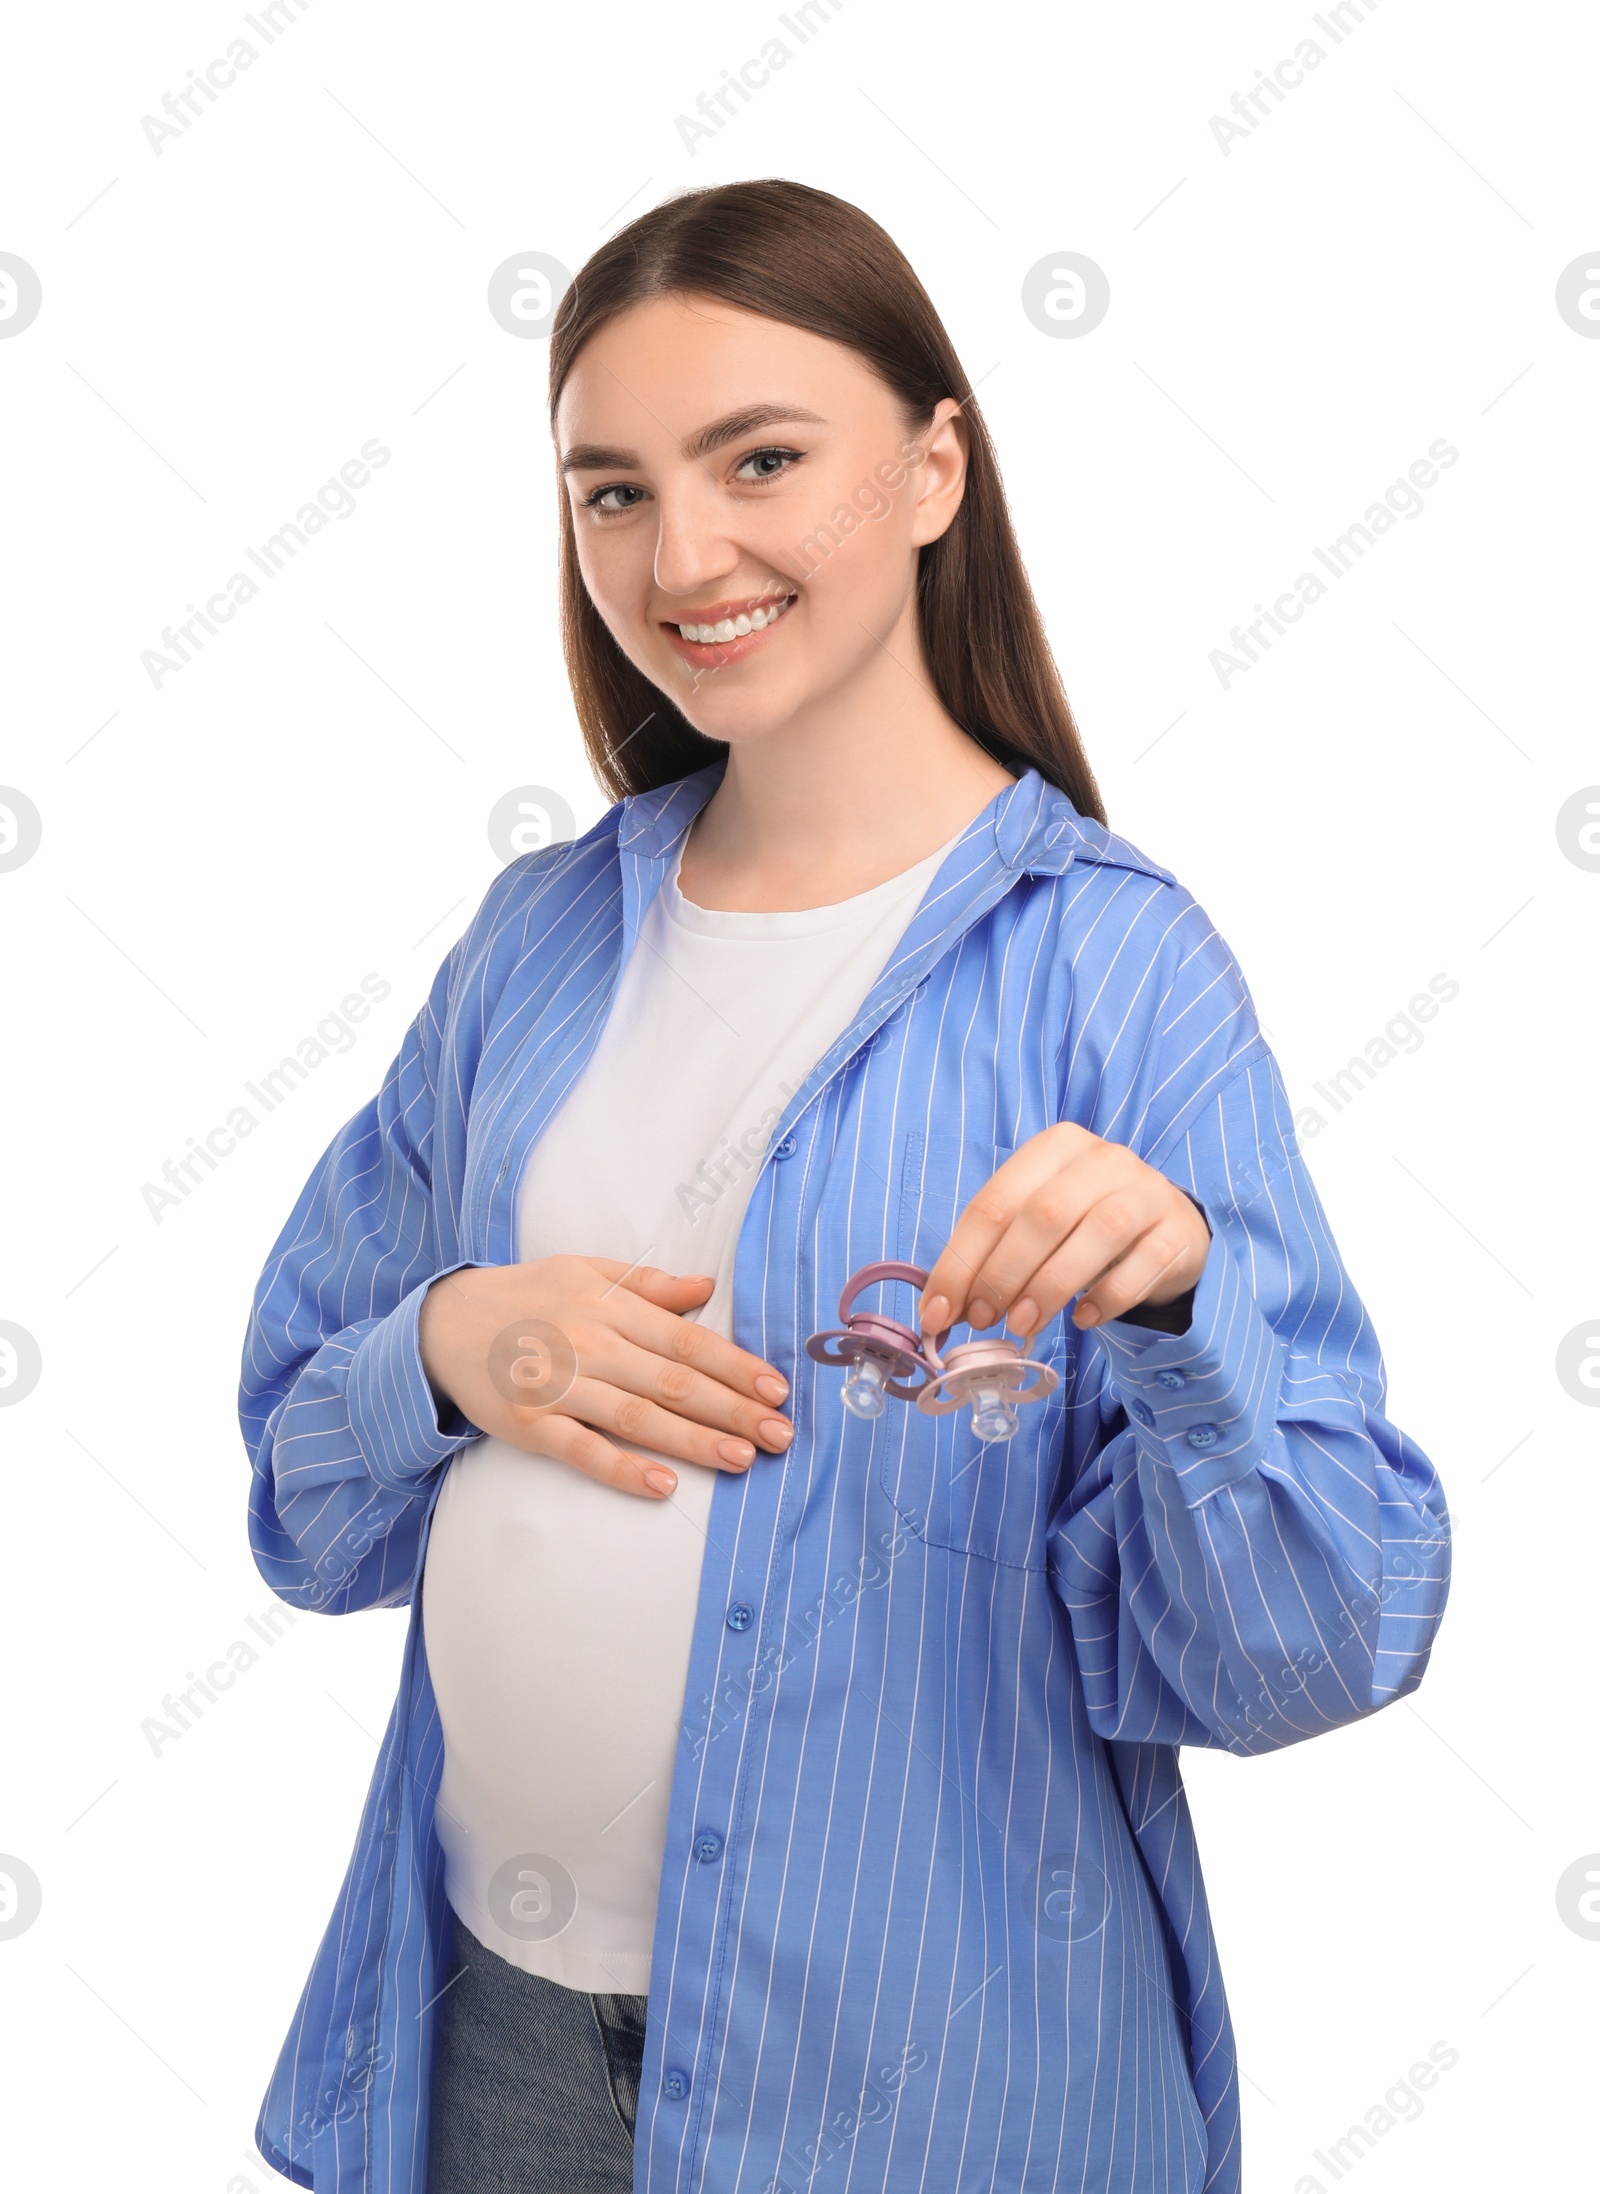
[{"xmin": 804, "ymin": 1262, "xmax": 949, "ymax": 1422}]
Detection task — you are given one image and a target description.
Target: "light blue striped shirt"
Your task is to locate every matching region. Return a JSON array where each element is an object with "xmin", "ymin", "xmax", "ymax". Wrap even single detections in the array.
[{"xmin": 240, "ymin": 761, "xmax": 1451, "ymax": 2192}]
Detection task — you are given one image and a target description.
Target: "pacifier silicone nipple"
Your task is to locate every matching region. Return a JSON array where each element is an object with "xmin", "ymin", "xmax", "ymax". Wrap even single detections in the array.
[{"xmin": 842, "ymin": 1354, "xmax": 891, "ymax": 1420}]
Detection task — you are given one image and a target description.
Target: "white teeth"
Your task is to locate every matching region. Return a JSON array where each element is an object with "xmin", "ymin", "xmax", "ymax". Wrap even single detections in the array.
[{"xmin": 678, "ymin": 594, "xmax": 793, "ymax": 643}]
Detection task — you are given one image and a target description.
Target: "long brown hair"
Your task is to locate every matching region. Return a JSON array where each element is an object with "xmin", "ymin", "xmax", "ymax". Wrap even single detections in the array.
[{"xmin": 547, "ymin": 179, "xmax": 1106, "ymax": 826}]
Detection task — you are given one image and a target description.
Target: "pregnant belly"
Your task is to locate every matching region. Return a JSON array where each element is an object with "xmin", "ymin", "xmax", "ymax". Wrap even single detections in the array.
[{"xmin": 420, "ymin": 1433, "xmax": 716, "ymax": 1810}]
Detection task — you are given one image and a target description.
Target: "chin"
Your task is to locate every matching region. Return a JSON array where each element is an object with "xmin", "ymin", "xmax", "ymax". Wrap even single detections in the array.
[
  {"xmin": 662, "ymin": 673, "xmax": 808, "ymax": 748},
  {"xmin": 677, "ymin": 703, "xmax": 793, "ymax": 750}
]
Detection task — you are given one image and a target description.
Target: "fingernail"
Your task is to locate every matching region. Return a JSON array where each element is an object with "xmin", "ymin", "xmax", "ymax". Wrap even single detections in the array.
[
  {"xmin": 759, "ymin": 1418, "xmax": 794, "ymax": 1447},
  {"xmin": 1076, "ymin": 1305, "xmax": 1100, "ymax": 1328},
  {"xmin": 755, "ymin": 1373, "xmax": 789, "ymax": 1403},
  {"xmin": 922, "ymin": 1294, "xmax": 950, "ymax": 1331},
  {"xmin": 1011, "ymin": 1298, "xmax": 1037, "ymax": 1335},
  {"xmin": 969, "ymin": 1300, "xmax": 995, "ymax": 1329},
  {"xmin": 644, "ymin": 1466, "xmax": 677, "ymax": 1494},
  {"xmin": 717, "ymin": 1438, "xmax": 755, "ymax": 1466}
]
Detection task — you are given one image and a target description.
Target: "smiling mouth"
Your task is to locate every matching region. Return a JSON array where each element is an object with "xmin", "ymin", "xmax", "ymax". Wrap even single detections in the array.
[{"xmin": 663, "ymin": 590, "xmax": 798, "ymax": 652}]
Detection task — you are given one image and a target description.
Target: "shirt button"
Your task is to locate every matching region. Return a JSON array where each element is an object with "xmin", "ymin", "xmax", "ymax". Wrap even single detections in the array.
[
  {"xmin": 725, "ymin": 1601, "xmax": 754, "ymax": 1631},
  {"xmin": 693, "ymin": 1829, "xmax": 724, "ymax": 1863},
  {"xmin": 1128, "ymin": 1398, "xmax": 1155, "ymax": 1428},
  {"xmin": 1155, "ymin": 1368, "xmax": 1187, "ymax": 1390},
  {"xmin": 662, "ymin": 2068, "xmax": 691, "ymax": 2101},
  {"xmin": 1185, "ymin": 1422, "xmax": 1220, "ymax": 1449},
  {"xmin": 773, "ymin": 1134, "xmax": 798, "ymax": 1161}
]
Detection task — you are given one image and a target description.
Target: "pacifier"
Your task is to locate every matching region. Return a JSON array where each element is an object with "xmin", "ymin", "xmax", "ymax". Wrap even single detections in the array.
[
  {"xmin": 804, "ymin": 1262, "xmax": 947, "ymax": 1421},
  {"xmin": 806, "ymin": 1261, "xmax": 1058, "ymax": 1444},
  {"xmin": 912, "ymin": 1331, "xmax": 1058, "ymax": 1445}
]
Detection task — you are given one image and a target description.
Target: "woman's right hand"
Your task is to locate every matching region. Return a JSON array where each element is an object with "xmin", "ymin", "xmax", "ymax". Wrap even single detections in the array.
[{"xmin": 416, "ymin": 1256, "xmax": 793, "ymax": 1500}]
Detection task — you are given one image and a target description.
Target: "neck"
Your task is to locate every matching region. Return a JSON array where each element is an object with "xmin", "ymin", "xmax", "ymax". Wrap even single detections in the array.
[{"xmin": 676, "ymin": 603, "xmax": 1016, "ymax": 913}]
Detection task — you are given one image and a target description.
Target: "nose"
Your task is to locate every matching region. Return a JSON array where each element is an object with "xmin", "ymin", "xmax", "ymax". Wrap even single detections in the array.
[{"xmin": 651, "ymin": 472, "xmax": 744, "ymax": 604}]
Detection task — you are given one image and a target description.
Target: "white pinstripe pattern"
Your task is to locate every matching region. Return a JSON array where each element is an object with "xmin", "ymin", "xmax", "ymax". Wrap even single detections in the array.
[{"xmin": 240, "ymin": 764, "xmax": 1450, "ymax": 2192}]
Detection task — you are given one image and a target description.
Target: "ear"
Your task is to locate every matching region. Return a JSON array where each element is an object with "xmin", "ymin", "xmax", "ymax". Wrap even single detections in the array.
[{"xmin": 907, "ymin": 396, "xmax": 970, "ymax": 549}]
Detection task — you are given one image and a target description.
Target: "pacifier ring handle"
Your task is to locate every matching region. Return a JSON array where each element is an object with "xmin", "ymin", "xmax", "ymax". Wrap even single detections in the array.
[
  {"xmin": 837, "ymin": 1260, "xmax": 932, "ymax": 1327},
  {"xmin": 835, "ymin": 1260, "xmax": 951, "ymax": 1367}
]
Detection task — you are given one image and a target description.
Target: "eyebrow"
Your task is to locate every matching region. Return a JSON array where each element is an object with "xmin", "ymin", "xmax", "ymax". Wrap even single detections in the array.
[{"xmin": 557, "ymin": 402, "xmax": 827, "ymax": 475}]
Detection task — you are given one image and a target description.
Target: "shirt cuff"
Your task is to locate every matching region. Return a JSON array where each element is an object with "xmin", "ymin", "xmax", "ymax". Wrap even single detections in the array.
[
  {"xmin": 1093, "ymin": 1199, "xmax": 1286, "ymax": 1505},
  {"xmin": 347, "ymin": 1263, "xmax": 488, "ymax": 1491}
]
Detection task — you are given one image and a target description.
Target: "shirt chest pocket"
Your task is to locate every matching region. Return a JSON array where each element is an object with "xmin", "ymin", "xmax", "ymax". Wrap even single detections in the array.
[{"xmin": 874, "ymin": 1130, "xmax": 1071, "ymax": 1571}]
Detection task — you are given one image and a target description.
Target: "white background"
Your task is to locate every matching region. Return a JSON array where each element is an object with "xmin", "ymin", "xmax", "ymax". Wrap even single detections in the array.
[{"xmin": 1, "ymin": 0, "xmax": 1595, "ymax": 2187}]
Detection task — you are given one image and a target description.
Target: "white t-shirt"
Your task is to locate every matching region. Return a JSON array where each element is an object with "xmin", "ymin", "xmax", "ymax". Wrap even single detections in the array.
[{"xmin": 421, "ymin": 830, "xmax": 956, "ymax": 1993}]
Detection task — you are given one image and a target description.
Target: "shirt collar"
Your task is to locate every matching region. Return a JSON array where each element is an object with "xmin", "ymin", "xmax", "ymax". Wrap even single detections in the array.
[{"xmin": 615, "ymin": 759, "xmax": 726, "ymax": 853}]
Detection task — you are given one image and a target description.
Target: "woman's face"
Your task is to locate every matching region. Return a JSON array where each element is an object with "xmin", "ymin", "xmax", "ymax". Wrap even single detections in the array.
[{"xmin": 554, "ymin": 292, "xmax": 967, "ymax": 749}]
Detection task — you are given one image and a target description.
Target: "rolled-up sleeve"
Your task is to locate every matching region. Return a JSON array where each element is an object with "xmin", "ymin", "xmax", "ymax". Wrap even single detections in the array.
[{"xmin": 1048, "ymin": 1045, "xmax": 1451, "ymax": 1753}]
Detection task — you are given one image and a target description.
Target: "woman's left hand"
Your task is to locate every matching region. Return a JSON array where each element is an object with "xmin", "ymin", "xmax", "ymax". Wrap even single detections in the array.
[{"xmin": 918, "ymin": 1123, "xmax": 1212, "ymax": 1342}]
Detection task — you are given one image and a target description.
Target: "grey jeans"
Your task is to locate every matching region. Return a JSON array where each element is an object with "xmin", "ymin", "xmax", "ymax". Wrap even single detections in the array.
[{"xmin": 427, "ymin": 1916, "xmax": 649, "ymax": 2193}]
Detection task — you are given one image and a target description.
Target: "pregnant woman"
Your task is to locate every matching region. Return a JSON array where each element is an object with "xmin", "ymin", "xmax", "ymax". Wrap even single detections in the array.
[{"xmin": 241, "ymin": 180, "xmax": 1451, "ymax": 2194}]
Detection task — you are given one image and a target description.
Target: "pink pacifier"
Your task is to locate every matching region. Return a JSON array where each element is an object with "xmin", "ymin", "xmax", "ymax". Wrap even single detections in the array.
[
  {"xmin": 806, "ymin": 1261, "xmax": 1058, "ymax": 1444},
  {"xmin": 913, "ymin": 1331, "xmax": 1059, "ymax": 1446}
]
